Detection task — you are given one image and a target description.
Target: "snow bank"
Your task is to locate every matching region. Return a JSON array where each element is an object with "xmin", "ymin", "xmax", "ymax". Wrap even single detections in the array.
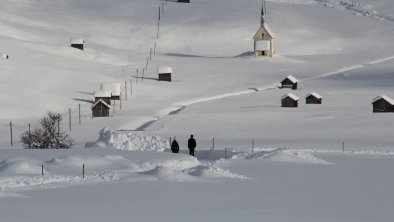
[
  {"xmin": 187, "ymin": 165, "xmax": 248, "ymax": 179},
  {"xmin": 139, "ymin": 166, "xmax": 195, "ymax": 181},
  {"xmin": 0, "ymin": 158, "xmax": 45, "ymax": 175},
  {"xmin": 86, "ymin": 128, "xmax": 170, "ymax": 151},
  {"xmin": 236, "ymin": 149, "xmax": 331, "ymax": 164}
]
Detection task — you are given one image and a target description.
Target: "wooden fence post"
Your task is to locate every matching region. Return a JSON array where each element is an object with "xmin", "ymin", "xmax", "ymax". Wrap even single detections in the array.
[
  {"xmin": 29, "ymin": 123, "xmax": 31, "ymax": 148},
  {"xmin": 225, "ymin": 148, "xmax": 227, "ymax": 159},
  {"xmin": 42, "ymin": 164, "xmax": 44, "ymax": 176},
  {"xmin": 212, "ymin": 138, "xmax": 215, "ymax": 150},
  {"xmin": 69, "ymin": 108, "xmax": 71, "ymax": 131},
  {"xmin": 10, "ymin": 121, "xmax": 12, "ymax": 147},
  {"xmin": 83, "ymin": 164, "xmax": 85, "ymax": 179},
  {"xmin": 252, "ymin": 140, "xmax": 255, "ymax": 154}
]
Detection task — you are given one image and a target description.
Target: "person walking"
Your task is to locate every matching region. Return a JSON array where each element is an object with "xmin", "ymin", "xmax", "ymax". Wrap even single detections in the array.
[
  {"xmin": 171, "ymin": 137, "xmax": 179, "ymax": 153},
  {"xmin": 187, "ymin": 134, "xmax": 196, "ymax": 156}
]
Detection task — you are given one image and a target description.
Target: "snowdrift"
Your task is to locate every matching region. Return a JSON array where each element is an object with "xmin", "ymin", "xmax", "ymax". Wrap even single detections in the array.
[{"xmin": 86, "ymin": 128, "xmax": 170, "ymax": 151}]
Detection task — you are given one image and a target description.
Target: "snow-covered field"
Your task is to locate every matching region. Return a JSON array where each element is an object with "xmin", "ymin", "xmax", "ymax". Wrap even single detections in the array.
[{"xmin": 1, "ymin": 0, "xmax": 394, "ymax": 221}]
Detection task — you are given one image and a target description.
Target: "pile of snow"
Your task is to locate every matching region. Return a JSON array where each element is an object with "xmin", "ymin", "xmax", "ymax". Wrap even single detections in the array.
[
  {"xmin": 187, "ymin": 165, "xmax": 248, "ymax": 179},
  {"xmin": 237, "ymin": 149, "xmax": 331, "ymax": 164},
  {"xmin": 0, "ymin": 158, "xmax": 45, "ymax": 175},
  {"xmin": 86, "ymin": 128, "xmax": 170, "ymax": 151},
  {"xmin": 139, "ymin": 166, "xmax": 195, "ymax": 181}
]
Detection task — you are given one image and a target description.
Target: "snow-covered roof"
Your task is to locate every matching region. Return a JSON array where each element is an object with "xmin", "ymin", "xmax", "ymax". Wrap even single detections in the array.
[
  {"xmin": 255, "ymin": 40, "xmax": 270, "ymax": 51},
  {"xmin": 281, "ymin": 93, "xmax": 299, "ymax": 101},
  {"xmin": 92, "ymin": 99, "xmax": 111, "ymax": 109},
  {"xmin": 158, "ymin": 66, "xmax": 173, "ymax": 74},
  {"xmin": 306, "ymin": 92, "xmax": 322, "ymax": 99},
  {"xmin": 70, "ymin": 38, "xmax": 84, "ymax": 44},
  {"xmin": 263, "ymin": 23, "xmax": 275, "ymax": 38},
  {"xmin": 94, "ymin": 90, "xmax": 112, "ymax": 98},
  {"xmin": 372, "ymin": 95, "xmax": 394, "ymax": 105},
  {"xmin": 284, "ymin": 75, "xmax": 298, "ymax": 83},
  {"xmin": 101, "ymin": 83, "xmax": 121, "ymax": 96}
]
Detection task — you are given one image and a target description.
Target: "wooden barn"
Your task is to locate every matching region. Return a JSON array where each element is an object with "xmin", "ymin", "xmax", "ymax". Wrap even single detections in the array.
[
  {"xmin": 101, "ymin": 83, "xmax": 121, "ymax": 100},
  {"xmin": 70, "ymin": 38, "xmax": 85, "ymax": 50},
  {"xmin": 94, "ymin": 90, "xmax": 112, "ymax": 105},
  {"xmin": 281, "ymin": 93, "xmax": 299, "ymax": 108},
  {"xmin": 92, "ymin": 99, "xmax": 111, "ymax": 117},
  {"xmin": 306, "ymin": 92, "xmax": 322, "ymax": 104},
  {"xmin": 280, "ymin": 75, "xmax": 298, "ymax": 90},
  {"xmin": 253, "ymin": 0, "xmax": 275, "ymax": 57},
  {"xmin": 372, "ymin": 95, "xmax": 394, "ymax": 113},
  {"xmin": 158, "ymin": 66, "xmax": 172, "ymax": 82}
]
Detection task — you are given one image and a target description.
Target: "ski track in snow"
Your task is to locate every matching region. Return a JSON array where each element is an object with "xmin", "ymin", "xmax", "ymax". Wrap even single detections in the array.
[{"xmin": 139, "ymin": 55, "xmax": 394, "ymax": 131}]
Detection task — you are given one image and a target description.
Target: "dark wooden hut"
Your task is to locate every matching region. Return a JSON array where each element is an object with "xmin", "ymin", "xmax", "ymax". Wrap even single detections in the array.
[
  {"xmin": 281, "ymin": 93, "xmax": 299, "ymax": 108},
  {"xmin": 372, "ymin": 95, "xmax": 394, "ymax": 113},
  {"xmin": 280, "ymin": 75, "xmax": 298, "ymax": 90},
  {"xmin": 158, "ymin": 66, "xmax": 172, "ymax": 82},
  {"xmin": 306, "ymin": 92, "xmax": 322, "ymax": 104},
  {"xmin": 177, "ymin": 0, "xmax": 190, "ymax": 3},
  {"xmin": 94, "ymin": 90, "xmax": 112, "ymax": 105},
  {"xmin": 92, "ymin": 99, "xmax": 111, "ymax": 117},
  {"xmin": 70, "ymin": 39, "xmax": 85, "ymax": 50}
]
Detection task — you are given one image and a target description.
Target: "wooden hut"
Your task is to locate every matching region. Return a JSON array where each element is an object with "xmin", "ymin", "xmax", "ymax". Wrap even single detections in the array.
[
  {"xmin": 372, "ymin": 95, "xmax": 394, "ymax": 113},
  {"xmin": 306, "ymin": 92, "xmax": 322, "ymax": 104},
  {"xmin": 92, "ymin": 99, "xmax": 111, "ymax": 117},
  {"xmin": 177, "ymin": 0, "xmax": 190, "ymax": 2},
  {"xmin": 101, "ymin": 83, "xmax": 121, "ymax": 100},
  {"xmin": 280, "ymin": 75, "xmax": 298, "ymax": 90},
  {"xmin": 158, "ymin": 66, "xmax": 172, "ymax": 82},
  {"xmin": 94, "ymin": 90, "xmax": 112, "ymax": 105},
  {"xmin": 281, "ymin": 93, "xmax": 299, "ymax": 108},
  {"xmin": 70, "ymin": 39, "xmax": 85, "ymax": 50},
  {"xmin": 253, "ymin": 0, "xmax": 275, "ymax": 57}
]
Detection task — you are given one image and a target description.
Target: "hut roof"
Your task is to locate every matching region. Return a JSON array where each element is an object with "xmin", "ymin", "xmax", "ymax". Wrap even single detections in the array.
[
  {"xmin": 71, "ymin": 38, "xmax": 84, "ymax": 44},
  {"xmin": 372, "ymin": 95, "xmax": 394, "ymax": 105},
  {"xmin": 101, "ymin": 83, "xmax": 121, "ymax": 96},
  {"xmin": 306, "ymin": 92, "xmax": 322, "ymax": 99},
  {"xmin": 282, "ymin": 93, "xmax": 299, "ymax": 101},
  {"xmin": 255, "ymin": 40, "xmax": 270, "ymax": 51},
  {"xmin": 94, "ymin": 90, "xmax": 112, "ymax": 98},
  {"xmin": 284, "ymin": 75, "xmax": 298, "ymax": 83},
  {"xmin": 158, "ymin": 66, "xmax": 173, "ymax": 74},
  {"xmin": 253, "ymin": 23, "xmax": 275, "ymax": 39},
  {"xmin": 92, "ymin": 99, "xmax": 111, "ymax": 109}
]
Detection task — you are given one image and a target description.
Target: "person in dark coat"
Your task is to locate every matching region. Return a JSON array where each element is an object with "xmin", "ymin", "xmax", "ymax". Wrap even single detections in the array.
[
  {"xmin": 187, "ymin": 134, "xmax": 196, "ymax": 156},
  {"xmin": 171, "ymin": 138, "xmax": 179, "ymax": 153}
]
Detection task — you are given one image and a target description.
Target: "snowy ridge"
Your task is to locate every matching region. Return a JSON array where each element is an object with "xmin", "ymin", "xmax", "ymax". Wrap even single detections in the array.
[{"xmin": 86, "ymin": 128, "xmax": 170, "ymax": 151}]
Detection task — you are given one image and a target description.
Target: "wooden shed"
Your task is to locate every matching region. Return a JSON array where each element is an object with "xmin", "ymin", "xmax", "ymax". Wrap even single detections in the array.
[
  {"xmin": 372, "ymin": 95, "xmax": 394, "ymax": 113},
  {"xmin": 70, "ymin": 39, "xmax": 85, "ymax": 50},
  {"xmin": 280, "ymin": 75, "xmax": 298, "ymax": 90},
  {"xmin": 306, "ymin": 92, "xmax": 322, "ymax": 104},
  {"xmin": 281, "ymin": 93, "xmax": 299, "ymax": 108},
  {"xmin": 92, "ymin": 99, "xmax": 111, "ymax": 117},
  {"xmin": 101, "ymin": 83, "xmax": 121, "ymax": 100},
  {"xmin": 94, "ymin": 90, "xmax": 112, "ymax": 105},
  {"xmin": 158, "ymin": 66, "xmax": 172, "ymax": 82}
]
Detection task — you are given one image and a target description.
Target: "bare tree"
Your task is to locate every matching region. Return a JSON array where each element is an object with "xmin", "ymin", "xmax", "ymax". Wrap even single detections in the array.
[{"xmin": 21, "ymin": 112, "xmax": 74, "ymax": 149}]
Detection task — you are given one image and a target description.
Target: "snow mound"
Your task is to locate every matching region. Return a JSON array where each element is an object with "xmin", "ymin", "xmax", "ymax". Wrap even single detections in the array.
[
  {"xmin": 188, "ymin": 165, "xmax": 248, "ymax": 179},
  {"xmin": 139, "ymin": 166, "xmax": 194, "ymax": 181},
  {"xmin": 86, "ymin": 128, "xmax": 170, "ymax": 151},
  {"xmin": 240, "ymin": 149, "xmax": 331, "ymax": 164},
  {"xmin": 47, "ymin": 155, "xmax": 141, "ymax": 173},
  {"xmin": 140, "ymin": 155, "xmax": 200, "ymax": 172},
  {"xmin": 0, "ymin": 158, "xmax": 45, "ymax": 175}
]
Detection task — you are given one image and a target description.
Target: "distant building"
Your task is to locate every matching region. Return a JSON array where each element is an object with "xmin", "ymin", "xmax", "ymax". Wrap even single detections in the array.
[
  {"xmin": 372, "ymin": 95, "xmax": 394, "ymax": 113},
  {"xmin": 92, "ymin": 99, "xmax": 111, "ymax": 117},
  {"xmin": 281, "ymin": 93, "xmax": 299, "ymax": 108},
  {"xmin": 280, "ymin": 75, "xmax": 298, "ymax": 90},
  {"xmin": 70, "ymin": 39, "xmax": 85, "ymax": 50},
  {"xmin": 101, "ymin": 83, "xmax": 121, "ymax": 100},
  {"xmin": 94, "ymin": 90, "xmax": 112, "ymax": 105},
  {"xmin": 158, "ymin": 66, "xmax": 172, "ymax": 82},
  {"xmin": 253, "ymin": 0, "xmax": 275, "ymax": 57},
  {"xmin": 306, "ymin": 92, "xmax": 322, "ymax": 104},
  {"xmin": 177, "ymin": 0, "xmax": 190, "ymax": 3}
]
